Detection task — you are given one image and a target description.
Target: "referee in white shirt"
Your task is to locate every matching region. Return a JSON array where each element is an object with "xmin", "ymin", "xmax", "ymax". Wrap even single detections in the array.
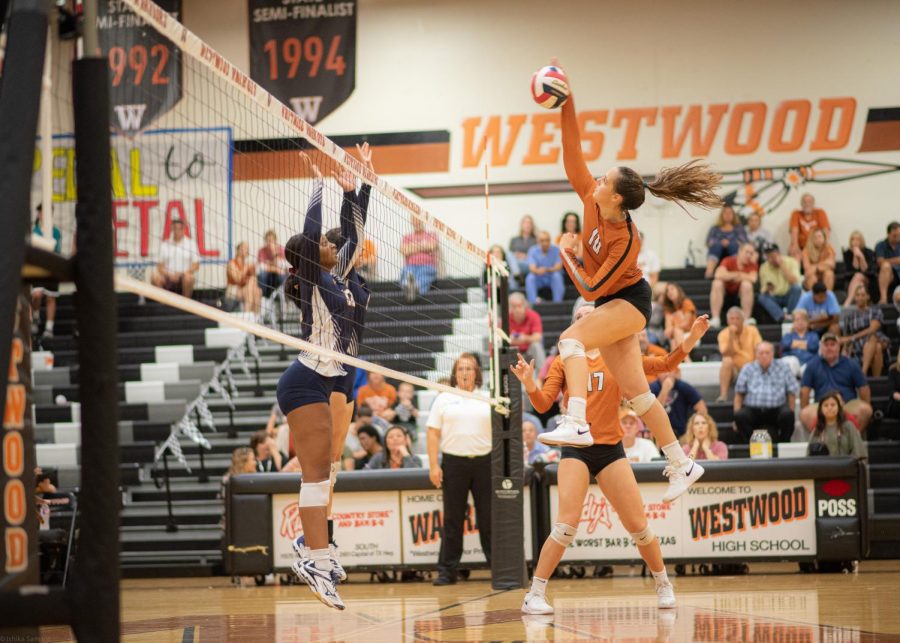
[
  {"xmin": 151, "ymin": 218, "xmax": 200, "ymax": 298},
  {"xmin": 427, "ymin": 353, "xmax": 492, "ymax": 586}
]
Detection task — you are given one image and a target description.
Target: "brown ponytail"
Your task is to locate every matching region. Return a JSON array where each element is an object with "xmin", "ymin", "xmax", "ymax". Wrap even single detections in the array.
[{"xmin": 644, "ymin": 159, "xmax": 723, "ymax": 212}]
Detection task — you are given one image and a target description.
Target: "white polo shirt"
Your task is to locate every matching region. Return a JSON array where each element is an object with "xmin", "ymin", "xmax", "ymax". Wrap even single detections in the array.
[
  {"xmin": 624, "ymin": 437, "xmax": 660, "ymax": 463},
  {"xmin": 427, "ymin": 389, "xmax": 492, "ymax": 457},
  {"xmin": 158, "ymin": 236, "xmax": 199, "ymax": 274}
]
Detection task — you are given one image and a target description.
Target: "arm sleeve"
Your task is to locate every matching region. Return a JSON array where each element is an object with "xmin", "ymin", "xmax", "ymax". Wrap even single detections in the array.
[
  {"xmin": 851, "ymin": 362, "xmax": 868, "ymax": 389},
  {"xmin": 683, "ymin": 382, "xmax": 702, "ymax": 406},
  {"xmin": 528, "ymin": 362, "xmax": 564, "ymax": 413},
  {"xmin": 786, "ymin": 369, "xmax": 800, "ymax": 395},
  {"xmin": 820, "ymin": 211, "xmax": 831, "ymax": 230},
  {"xmin": 875, "ymin": 241, "xmax": 887, "ymax": 260},
  {"xmin": 357, "ymin": 183, "xmax": 372, "ymax": 224},
  {"xmin": 334, "ymin": 189, "xmax": 363, "ymax": 279},
  {"xmin": 640, "ymin": 347, "xmax": 688, "ymax": 376},
  {"xmin": 826, "ymin": 294, "xmax": 841, "ymax": 316},
  {"xmin": 712, "ymin": 442, "xmax": 729, "ymax": 460},
  {"xmin": 735, "ymin": 367, "xmax": 749, "ymax": 394},
  {"xmin": 298, "ymin": 180, "xmax": 325, "ymax": 286},
  {"xmin": 560, "ymin": 94, "xmax": 596, "ymax": 200},
  {"xmin": 561, "ymin": 234, "xmax": 635, "ymax": 299},
  {"xmin": 848, "ymin": 423, "xmax": 866, "ymax": 459},
  {"xmin": 800, "ymin": 362, "xmax": 815, "ymax": 388}
]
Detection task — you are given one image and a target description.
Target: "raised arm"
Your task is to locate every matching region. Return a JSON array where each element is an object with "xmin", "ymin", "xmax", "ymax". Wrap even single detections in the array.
[
  {"xmin": 557, "ymin": 66, "xmax": 595, "ymax": 200},
  {"xmin": 511, "ymin": 354, "xmax": 563, "ymax": 414},
  {"xmin": 298, "ymin": 156, "xmax": 325, "ymax": 287},
  {"xmin": 333, "ymin": 169, "xmax": 362, "ymax": 279}
]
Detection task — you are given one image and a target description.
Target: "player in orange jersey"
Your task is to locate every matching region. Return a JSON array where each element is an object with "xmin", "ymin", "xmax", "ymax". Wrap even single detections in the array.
[
  {"xmin": 539, "ymin": 61, "xmax": 721, "ymax": 503},
  {"xmin": 514, "ymin": 306, "xmax": 710, "ymax": 615}
]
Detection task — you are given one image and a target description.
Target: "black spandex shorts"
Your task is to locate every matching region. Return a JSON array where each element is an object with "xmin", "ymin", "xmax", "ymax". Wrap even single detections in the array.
[
  {"xmin": 594, "ymin": 278, "xmax": 652, "ymax": 328},
  {"xmin": 561, "ymin": 442, "xmax": 627, "ymax": 478},
  {"xmin": 332, "ymin": 365, "xmax": 357, "ymax": 399},
  {"xmin": 276, "ymin": 360, "xmax": 338, "ymax": 415}
]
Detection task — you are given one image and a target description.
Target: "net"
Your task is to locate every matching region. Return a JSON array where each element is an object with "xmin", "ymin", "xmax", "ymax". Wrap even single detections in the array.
[{"xmin": 36, "ymin": 0, "xmax": 505, "ymax": 404}]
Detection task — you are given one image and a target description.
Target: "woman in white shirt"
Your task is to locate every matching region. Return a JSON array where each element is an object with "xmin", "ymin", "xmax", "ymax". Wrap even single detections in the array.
[{"xmin": 427, "ymin": 353, "xmax": 492, "ymax": 586}]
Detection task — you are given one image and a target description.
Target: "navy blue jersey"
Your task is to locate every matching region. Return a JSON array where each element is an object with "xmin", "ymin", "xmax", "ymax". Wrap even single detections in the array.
[{"xmin": 336, "ymin": 183, "xmax": 372, "ymax": 358}]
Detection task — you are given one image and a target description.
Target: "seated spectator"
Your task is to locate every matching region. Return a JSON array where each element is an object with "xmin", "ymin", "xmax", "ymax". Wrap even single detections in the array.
[
  {"xmin": 779, "ymin": 309, "xmax": 820, "ymax": 376},
  {"xmin": 523, "ymin": 412, "xmax": 544, "ymax": 433},
  {"xmin": 355, "ymin": 237, "xmax": 377, "ymax": 280},
  {"xmin": 795, "ymin": 281, "xmax": 840, "ymax": 336},
  {"xmin": 387, "ymin": 382, "xmax": 420, "ymax": 435},
  {"xmin": 745, "ymin": 212, "xmax": 773, "ymax": 259},
  {"xmin": 525, "ymin": 231, "xmax": 565, "ymax": 304},
  {"xmin": 365, "ymin": 425, "xmax": 422, "ymax": 469},
  {"xmin": 621, "ymin": 408, "xmax": 659, "ymax": 463},
  {"xmin": 509, "ymin": 292, "xmax": 546, "ymax": 370},
  {"xmin": 799, "ymin": 333, "xmax": 873, "ymax": 431},
  {"xmin": 488, "ymin": 244, "xmax": 520, "ymax": 290},
  {"xmin": 640, "ymin": 329, "xmax": 670, "ymax": 384},
  {"xmin": 733, "ymin": 342, "xmax": 798, "ymax": 443},
  {"xmin": 808, "ymin": 392, "xmax": 867, "ymax": 458},
  {"xmin": 250, "ymin": 429, "xmax": 282, "ymax": 472},
  {"xmin": 222, "ymin": 447, "xmax": 256, "ymax": 492},
  {"xmin": 400, "ymin": 216, "xmax": 439, "ymax": 301},
  {"xmin": 225, "ymin": 242, "xmax": 261, "ymax": 314},
  {"xmin": 789, "ymin": 193, "xmax": 830, "ymax": 263},
  {"xmin": 151, "ymin": 218, "xmax": 199, "ymax": 298},
  {"xmin": 757, "ymin": 244, "xmax": 802, "ymax": 323},
  {"xmin": 355, "ymin": 425, "xmax": 383, "ymax": 469},
  {"xmin": 710, "ymin": 242, "xmax": 758, "ymax": 328},
  {"xmin": 650, "ymin": 368, "xmax": 708, "ymax": 437},
  {"xmin": 842, "ymin": 230, "xmax": 877, "ymax": 307},
  {"xmin": 662, "ymin": 283, "xmax": 696, "ymax": 351},
  {"xmin": 356, "ymin": 371, "xmax": 398, "ymax": 422},
  {"xmin": 523, "ymin": 418, "xmax": 554, "ymax": 464},
  {"xmin": 647, "ymin": 281, "xmax": 667, "ymax": 342},
  {"xmin": 802, "ymin": 228, "xmax": 836, "ymax": 291},
  {"xmin": 705, "ymin": 204, "xmax": 747, "ymax": 279},
  {"xmin": 840, "ymin": 284, "xmax": 890, "ymax": 376},
  {"xmin": 637, "ymin": 232, "xmax": 660, "ymax": 287},
  {"xmin": 876, "ymin": 221, "xmax": 900, "ymax": 304},
  {"xmin": 555, "ymin": 211, "xmax": 582, "ymax": 260},
  {"xmin": 681, "ymin": 412, "xmax": 728, "ymax": 460},
  {"xmin": 717, "ymin": 307, "xmax": 763, "ymax": 401},
  {"xmin": 256, "ymin": 229, "xmax": 286, "ymax": 297},
  {"xmin": 509, "ymin": 214, "xmax": 538, "ymax": 275}
]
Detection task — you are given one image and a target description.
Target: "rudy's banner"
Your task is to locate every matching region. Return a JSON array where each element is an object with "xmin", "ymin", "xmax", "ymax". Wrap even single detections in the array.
[
  {"xmin": 248, "ymin": 0, "xmax": 356, "ymax": 125},
  {"xmin": 97, "ymin": 0, "xmax": 182, "ymax": 134}
]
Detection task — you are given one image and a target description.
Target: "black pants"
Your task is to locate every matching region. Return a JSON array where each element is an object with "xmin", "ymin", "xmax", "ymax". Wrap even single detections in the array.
[
  {"xmin": 734, "ymin": 405, "xmax": 795, "ymax": 443},
  {"xmin": 437, "ymin": 453, "xmax": 492, "ymax": 577}
]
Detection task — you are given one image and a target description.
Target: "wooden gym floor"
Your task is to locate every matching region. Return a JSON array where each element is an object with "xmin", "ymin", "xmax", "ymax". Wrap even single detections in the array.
[{"xmin": 39, "ymin": 561, "xmax": 900, "ymax": 642}]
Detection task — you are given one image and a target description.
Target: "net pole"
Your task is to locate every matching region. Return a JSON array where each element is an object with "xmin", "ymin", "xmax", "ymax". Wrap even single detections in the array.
[{"xmin": 39, "ymin": 23, "xmax": 52, "ymax": 237}]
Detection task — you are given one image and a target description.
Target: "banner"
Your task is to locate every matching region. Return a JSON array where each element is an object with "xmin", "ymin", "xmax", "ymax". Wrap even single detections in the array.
[
  {"xmin": 549, "ymin": 480, "xmax": 816, "ymax": 561},
  {"xmin": 97, "ymin": 0, "xmax": 183, "ymax": 134},
  {"xmin": 248, "ymin": 0, "xmax": 356, "ymax": 125}
]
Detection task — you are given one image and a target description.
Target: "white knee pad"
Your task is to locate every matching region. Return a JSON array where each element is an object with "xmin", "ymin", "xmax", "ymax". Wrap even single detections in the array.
[
  {"xmin": 329, "ymin": 461, "xmax": 339, "ymax": 488},
  {"xmin": 549, "ymin": 523, "xmax": 577, "ymax": 547},
  {"xmin": 298, "ymin": 480, "xmax": 331, "ymax": 508},
  {"xmin": 627, "ymin": 391, "xmax": 656, "ymax": 416},
  {"xmin": 558, "ymin": 339, "xmax": 586, "ymax": 362},
  {"xmin": 631, "ymin": 526, "xmax": 655, "ymax": 547}
]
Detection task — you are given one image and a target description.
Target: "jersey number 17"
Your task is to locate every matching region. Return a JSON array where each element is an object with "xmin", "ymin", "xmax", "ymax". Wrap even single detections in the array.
[{"xmin": 588, "ymin": 371, "xmax": 605, "ymax": 392}]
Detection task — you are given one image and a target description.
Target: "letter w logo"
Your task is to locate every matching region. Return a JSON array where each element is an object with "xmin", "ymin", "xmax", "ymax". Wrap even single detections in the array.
[
  {"xmin": 289, "ymin": 96, "xmax": 324, "ymax": 123},
  {"xmin": 113, "ymin": 104, "xmax": 148, "ymax": 131}
]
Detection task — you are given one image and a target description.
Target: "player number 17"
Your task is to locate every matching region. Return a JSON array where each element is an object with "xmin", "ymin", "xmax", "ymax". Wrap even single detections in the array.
[{"xmin": 587, "ymin": 371, "xmax": 604, "ymax": 392}]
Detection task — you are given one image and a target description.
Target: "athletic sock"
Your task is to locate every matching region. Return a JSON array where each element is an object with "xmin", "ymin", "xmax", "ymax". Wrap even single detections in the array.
[
  {"xmin": 661, "ymin": 441, "xmax": 688, "ymax": 466},
  {"xmin": 45, "ymin": 320, "xmax": 54, "ymax": 332},
  {"xmin": 567, "ymin": 397, "xmax": 587, "ymax": 422},
  {"xmin": 651, "ymin": 567, "xmax": 670, "ymax": 585},
  {"xmin": 530, "ymin": 576, "xmax": 548, "ymax": 597},
  {"xmin": 310, "ymin": 548, "xmax": 333, "ymax": 572}
]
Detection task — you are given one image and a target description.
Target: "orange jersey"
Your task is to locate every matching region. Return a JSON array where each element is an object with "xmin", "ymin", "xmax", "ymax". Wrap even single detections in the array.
[
  {"xmin": 528, "ymin": 347, "xmax": 687, "ymax": 444},
  {"xmin": 560, "ymin": 96, "xmax": 643, "ymax": 301}
]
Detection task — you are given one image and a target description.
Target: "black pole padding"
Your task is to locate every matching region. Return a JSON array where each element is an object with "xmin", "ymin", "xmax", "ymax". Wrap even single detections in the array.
[
  {"xmin": 0, "ymin": 588, "xmax": 73, "ymax": 626},
  {"xmin": 69, "ymin": 56, "xmax": 121, "ymax": 643}
]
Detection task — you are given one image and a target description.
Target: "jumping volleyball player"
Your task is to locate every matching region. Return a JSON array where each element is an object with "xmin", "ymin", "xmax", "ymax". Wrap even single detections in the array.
[
  {"xmin": 293, "ymin": 143, "xmax": 375, "ymax": 583},
  {"xmin": 513, "ymin": 307, "xmax": 711, "ymax": 614},
  {"xmin": 277, "ymin": 152, "xmax": 362, "ymax": 609},
  {"xmin": 540, "ymin": 62, "xmax": 722, "ymax": 502}
]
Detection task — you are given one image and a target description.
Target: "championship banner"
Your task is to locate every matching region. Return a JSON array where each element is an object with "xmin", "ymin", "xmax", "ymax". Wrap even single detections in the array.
[
  {"xmin": 248, "ymin": 0, "xmax": 356, "ymax": 125},
  {"xmin": 272, "ymin": 491, "xmax": 402, "ymax": 569},
  {"xmin": 549, "ymin": 480, "xmax": 816, "ymax": 561},
  {"xmin": 97, "ymin": 0, "xmax": 183, "ymax": 134}
]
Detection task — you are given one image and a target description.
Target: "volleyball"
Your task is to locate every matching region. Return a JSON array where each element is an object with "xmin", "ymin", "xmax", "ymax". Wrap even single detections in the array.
[{"xmin": 531, "ymin": 65, "xmax": 569, "ymax": 109}]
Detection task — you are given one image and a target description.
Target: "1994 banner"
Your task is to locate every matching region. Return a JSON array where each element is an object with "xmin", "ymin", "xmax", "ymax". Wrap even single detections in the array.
[{"xmin": 248, "ymin": 0, "xmax": 356, "ymax": 125}]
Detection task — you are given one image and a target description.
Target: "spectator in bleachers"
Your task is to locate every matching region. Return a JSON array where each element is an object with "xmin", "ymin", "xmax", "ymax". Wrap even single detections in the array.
[
  {"xmin": 400, "ymin": 216, "xmax": 440, "ymax": 300},
  {"xmin": 800, "ymin": 333, "xmax": 873, "ymax": 431},
  {"xmin": 733, "ymin": 342, "xmax": 798, "ymax": 443},
  {"xmin": 256, "ymin": 229, "xmax": 286, "ymax": 297},
  {"xmin": 710, "ymin": 242, "xmax": 758, "ymax": 328},
  {"xmin": 704, "ymin": 205, "xmax": 747, "ymax": 279},
  {"xmin": 556, "ymin": 212, "xmax": 583, "ymax": 260},
  {"xmin": 525, "ymin": 231, "xmax": 565, "ymax": 304},
  {"xmin": 650, "ymin": 369, "xmax": 708, "ymax": 437},
  {"xmin": 717, "ymin": 307, "xmax": 763, "ymax": 401},
  {"xmin": 621, "ymin": 408, "xmax": 660, "ymax": 463},
  {"xmin": 647, "ymin": 281, "xmax": 667, "ymax": 344},
  {"xmin": 509, "ymin": 292, "xmax": 546, "ymax": 370},
  {"xmin": 386, "ymin": 382, "xmax": 420, "ymax": 435},
  {"xmin": 795, "ymin": 281, "xmax": 840, "ymax": 336},
  {"xmin": 365, "ymin": 426, "xmax": 422, "ymax": 469},
  {"xmin": 840, "ymin": 283, "xmax": 890, "ymax": 376},
  {"xmin": 488, "ymin": 244, "xmax": 520, "ymax": 290},
  {"xmin": 31, "ymin": 205, "xmax": 62, "ymax": 339},
  {"xmin": 637, "ymin": 232, "xmax": 660, "ymax": 287},
  {"xmin": 356, "ymin": 371, "xmax": 398, "ymax": 423},
  {"xmin": 151, "ymin": 218, "xmax": 199, "ymax": 298},
  {"xmin": 223, "ymin": 447, "xmax": 256, "ymax": 487},
  {"xmin": 876, "ymin": 221, "xmax": 900, "ymax": 304},
  {"xmin": 250, "ymin": 429, "xmax": 283, "ymax": 472},
  {"xmin": 842, "ymin": 231, "xmax": 877, "ymax": 307},
  {"xmin": 808, "ymin": 392, "xmax": 867, "ymax": 458},
  {"xmin": 681, "ymin": 412, "xmax": 728, "ymax": 460},
  {"xmin": 802, "ymin": 228, "xmax": 837, "ymax": 291},
  {"xmin": 662, "ymin": 283, "xmax": 696, "ymax": 352},
  {"xmin": 523, "ymin": 419, "xmax": 553, "ymax": 464},
  {"xmin": 789, "ymin": 193, "xmax": 830, "ymax": 263},
  {"xmin": 780, "ymin": 309, "xmax": 820, "ymax": 376},
  {"xmin": 745, "ymin": 212, "xmax": 773, "ymax": 258},
  {"xmin": 225, "ymin": 242, "xmax": 261, "ymax": 314},
  {"xmin": 509, "ymin": 214, "xmax": 538, "ymax": 275},
  {"xmin": 355, "ymin": 425, "xmax": 384, "ymax": 469},
  {"xmin": 757, "ymin": 244, "xmax": 802, "ymax": 323}
]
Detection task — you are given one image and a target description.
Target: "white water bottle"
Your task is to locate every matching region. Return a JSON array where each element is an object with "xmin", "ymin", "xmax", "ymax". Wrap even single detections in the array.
[{"xmin": 750, "ymin": 429, "xmax": 773, "ymax": 459}]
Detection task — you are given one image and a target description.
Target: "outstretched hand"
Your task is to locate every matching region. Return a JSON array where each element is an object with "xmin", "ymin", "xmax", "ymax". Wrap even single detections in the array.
[
  {"xmin": 299, "ymin": 152, "xmax": 322, "ymax": 180},
  {"xmin": 683, "ymin": 314, "xmax": 711, "ymax": 352},
  {"xmin": 509, "ymin": 353, "xmax": 535, "ymax": 384},
  {"xmin": 356, "ymin": 141, "xmax": 374, "ymax": 173},
  {"xmin": 332, "ymin": 166, "xmax": 356, "ymax": 192}
]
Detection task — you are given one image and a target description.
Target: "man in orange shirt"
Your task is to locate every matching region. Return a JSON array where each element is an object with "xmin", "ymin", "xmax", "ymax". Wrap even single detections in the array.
[
  {"xmin": 716, "ymin": 307, "xmax": 763, "ymax": 401},
  {"xmin": 355, "ymin": 371, "xmax": 397, "ymax": 421},
  {"xmin": 789, "ymin": 193, "xmax": 831, "ymax": 262}
]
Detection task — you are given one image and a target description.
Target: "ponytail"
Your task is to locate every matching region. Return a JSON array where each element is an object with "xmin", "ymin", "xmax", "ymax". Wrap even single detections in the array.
[{"xmin": 644, "ymin": 159, "xmax": 723, "ymax": 212}]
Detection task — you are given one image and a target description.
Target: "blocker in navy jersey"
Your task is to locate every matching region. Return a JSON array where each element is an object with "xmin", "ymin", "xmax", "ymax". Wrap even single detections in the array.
[{"xmin": 336, "ymin": 183, "xmax": 372, "ymax": 361}]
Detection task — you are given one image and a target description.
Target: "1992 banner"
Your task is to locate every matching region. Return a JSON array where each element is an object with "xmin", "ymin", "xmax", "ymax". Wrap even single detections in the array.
[{"xmin": 248, "ymin": 0, "xmax": 356, "ymax": 124}]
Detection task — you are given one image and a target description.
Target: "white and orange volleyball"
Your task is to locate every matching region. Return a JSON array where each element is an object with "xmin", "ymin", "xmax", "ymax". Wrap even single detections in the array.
[{"xmin": 530, "ymin": 65, "xmax": 569, "ymax": 109}]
